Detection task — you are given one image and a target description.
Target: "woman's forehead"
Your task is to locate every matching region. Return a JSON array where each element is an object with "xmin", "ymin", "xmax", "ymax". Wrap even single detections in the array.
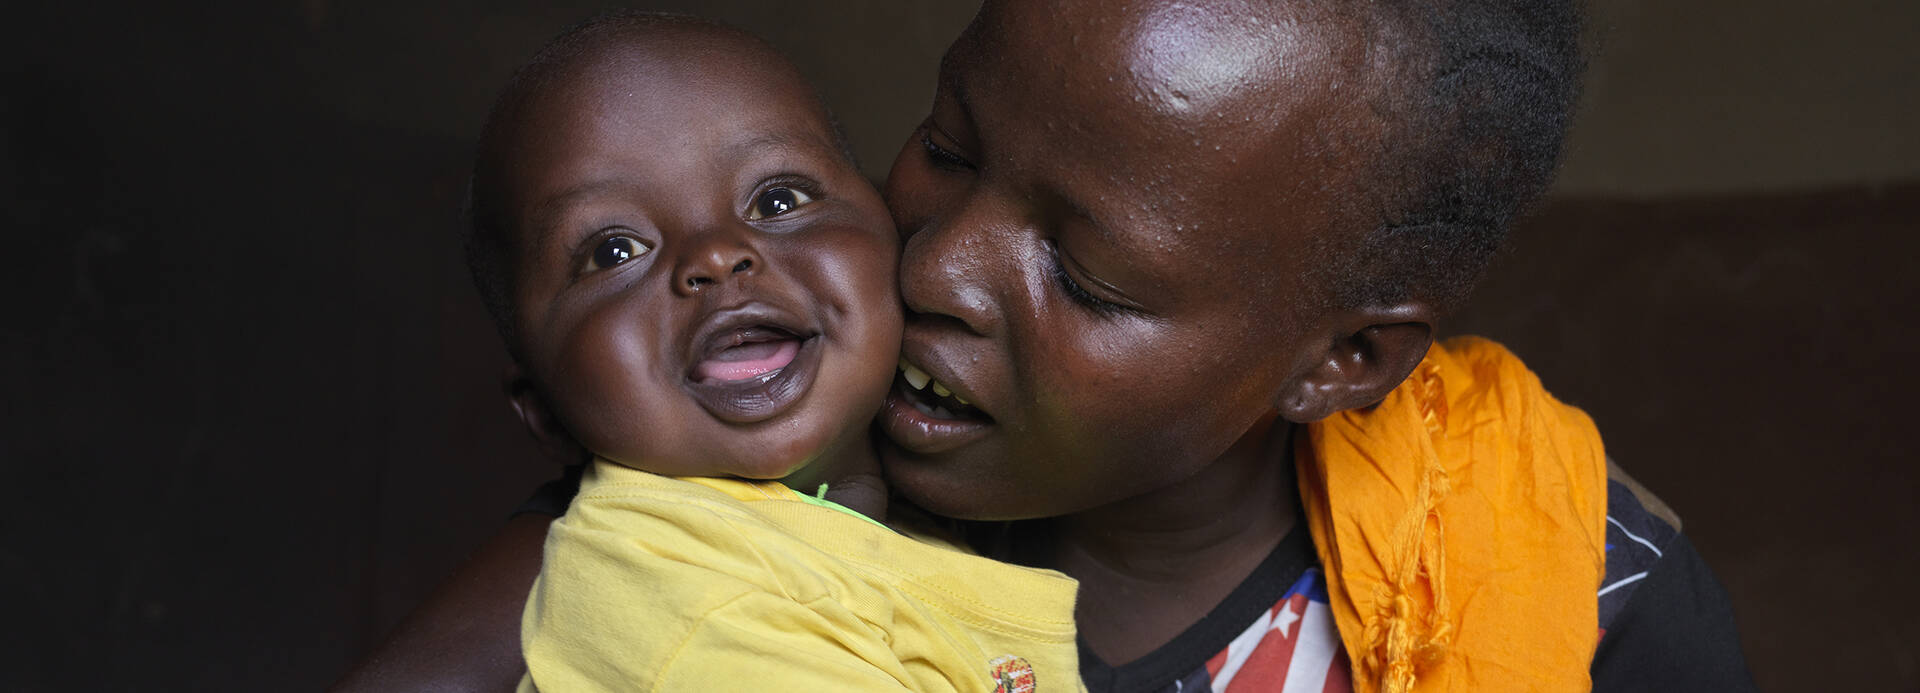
[
  {"xmin": 947, "ymin": 2, "xmax": 1373, "ymax": 221},
  {"xmin": 954, "ymin": 0, "xmax": 1367, "ymax": 158},
  {"xmin": 968, "ymin": 0, "xmax": 1353, "ymax": 102},
  {"xmin": 916, "ymin": 0, "xmax": 1392, "ymax": 305}
]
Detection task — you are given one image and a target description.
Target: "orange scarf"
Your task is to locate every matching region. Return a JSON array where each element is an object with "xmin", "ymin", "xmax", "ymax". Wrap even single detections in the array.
[{"xmin": 1298, "ymin": 337, "xmax": 1608, "ymax": 692}]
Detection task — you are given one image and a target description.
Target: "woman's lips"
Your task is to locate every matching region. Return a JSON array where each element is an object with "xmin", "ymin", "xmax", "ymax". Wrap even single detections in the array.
[{"xmin": 878, "ymin": 358, "xmax": 992, "ymax": 454}]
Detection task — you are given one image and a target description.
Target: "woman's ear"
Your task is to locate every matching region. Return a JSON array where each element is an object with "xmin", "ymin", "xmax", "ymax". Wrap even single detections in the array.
[
  {"xmin": 504, "ymin": 365, "xmax": 588, "ymax": 466},
  {"xmin": 1275, "ymin": 304, "xmax": 1436, "ymax": 423}
]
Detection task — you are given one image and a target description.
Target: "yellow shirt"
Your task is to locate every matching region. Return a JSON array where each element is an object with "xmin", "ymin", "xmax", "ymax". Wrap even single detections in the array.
[{"xmin": 520, "ymin": 461, "xmax": 1083, "ymax": 693}]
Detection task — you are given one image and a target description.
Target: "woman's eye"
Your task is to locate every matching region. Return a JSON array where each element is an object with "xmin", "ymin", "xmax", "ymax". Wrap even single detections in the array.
[
  {"xmin": 1049, "ymin": 243, "xmax": 1128, "ymax": 316},
  {"xmin": 921, "ymin": 131, "xmax": 975, "ymax": 171},
  {"xmin": 1051, "ymin": 258, "xmax": 1120, "ymax": 314},
  {"xmin": 588, "ymin": 235, "xmax": 650, "ymax": 271},
  {"xmin": 747, "ymin": 186, "xmax": 814, "ymax": 220}
]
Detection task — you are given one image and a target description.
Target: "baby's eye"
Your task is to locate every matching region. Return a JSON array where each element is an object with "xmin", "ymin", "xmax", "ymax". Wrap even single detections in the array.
[
  {"xmin": 746, "ymin": 186, "xmax": 814, "ymax": 220},
  {"xmin": 586, "ymin": 234, "xmax": 651, "ymax": 272}
]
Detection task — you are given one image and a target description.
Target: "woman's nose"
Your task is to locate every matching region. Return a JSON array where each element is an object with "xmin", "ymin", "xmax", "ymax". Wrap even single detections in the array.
[
  {"xmin": 672, "ymin": 230, "xmax": 763, "ymax": 297},
  {"xmin": 897, "ymin": 196, "xmax": 1014, "ymax": 338}
]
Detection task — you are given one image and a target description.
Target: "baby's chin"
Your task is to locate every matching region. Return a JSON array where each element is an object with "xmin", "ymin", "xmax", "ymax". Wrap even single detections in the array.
[
  {"xmin": 596, "ymin": 441, "xmax": 812, "ymax": 481},
  {"xmin": 654, "ymin": 417, "xmax": 875, "ymax": 484}
]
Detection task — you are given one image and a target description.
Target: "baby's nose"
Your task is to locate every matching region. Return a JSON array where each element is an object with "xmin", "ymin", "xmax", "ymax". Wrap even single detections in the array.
[{"xmin": 672, "ymin": 233, "xmax": 762, "ymax": 296}]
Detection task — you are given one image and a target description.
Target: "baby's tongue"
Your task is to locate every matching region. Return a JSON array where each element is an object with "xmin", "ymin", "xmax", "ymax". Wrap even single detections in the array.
[{"xmin": 694, "ymin": 338, "xmax": 800, "ymax": 382}]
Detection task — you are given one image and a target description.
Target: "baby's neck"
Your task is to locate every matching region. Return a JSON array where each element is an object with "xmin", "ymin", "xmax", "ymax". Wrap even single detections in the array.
[{"xmin": 776, "ymin": 431, "xmax": 888, "ymax": 523}]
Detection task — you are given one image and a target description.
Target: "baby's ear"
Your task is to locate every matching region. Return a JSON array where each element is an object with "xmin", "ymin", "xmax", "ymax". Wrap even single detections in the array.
[
  {"xmin": 1275, "ymin": 305, "xmax": 1435, "ymax": 423},
  {"xmin": 504, "ymin": 365, "xmax": 588, "ymax": 466}
]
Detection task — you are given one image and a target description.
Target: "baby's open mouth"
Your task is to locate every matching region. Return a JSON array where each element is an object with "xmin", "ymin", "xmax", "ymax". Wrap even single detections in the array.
[
  {"xmin": 694, "ymin": 326, "xmax": 805, "ymax": 383},
  {"xmin": 683, "ymin": 305, "xmax": 823, "ymax": 424}
]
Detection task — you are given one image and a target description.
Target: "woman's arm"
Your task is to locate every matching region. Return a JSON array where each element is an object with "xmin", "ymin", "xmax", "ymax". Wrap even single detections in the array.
[{"xmin": 330, "ymin": 513, "xmax": 554, "ymax": 693}]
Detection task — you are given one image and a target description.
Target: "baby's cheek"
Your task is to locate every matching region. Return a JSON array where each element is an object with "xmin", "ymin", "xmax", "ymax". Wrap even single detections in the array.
[
  {"xmin": 549, "ymin": 312, "xmax": 675, "ymax": 460},
  {"xmin": 558, "ymin": 375, "xmax": 664, "ymax": 464}
]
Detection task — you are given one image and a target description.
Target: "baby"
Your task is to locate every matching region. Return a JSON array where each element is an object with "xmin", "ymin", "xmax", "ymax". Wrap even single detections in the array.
[{"xmin": 464, "ymin": 12, "xmax": 1081, "ymax": 692}]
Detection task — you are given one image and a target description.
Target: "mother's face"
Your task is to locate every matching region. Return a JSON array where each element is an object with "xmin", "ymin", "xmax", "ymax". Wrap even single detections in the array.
[{"xmin": 875, "ymin": 0, "xmax": 1373, "ymax": 521}]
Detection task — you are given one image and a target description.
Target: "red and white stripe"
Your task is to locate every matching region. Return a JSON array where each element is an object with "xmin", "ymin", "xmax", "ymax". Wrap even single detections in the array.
[{"xmin": 1204, "ymin": 593, "xmax": 1352, "ymax": 692}]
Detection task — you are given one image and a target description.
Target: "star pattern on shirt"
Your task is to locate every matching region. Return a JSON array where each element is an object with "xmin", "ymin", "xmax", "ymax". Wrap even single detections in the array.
[{"xmin": 1272, "ymin": 603, "xmax": 1300, "ymax": 639}]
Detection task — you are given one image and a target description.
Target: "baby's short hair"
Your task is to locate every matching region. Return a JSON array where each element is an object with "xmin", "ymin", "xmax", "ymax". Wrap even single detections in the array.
[{"xmin": 1323, "ymin": 0, "xmax": 1583, "ymax": 313}]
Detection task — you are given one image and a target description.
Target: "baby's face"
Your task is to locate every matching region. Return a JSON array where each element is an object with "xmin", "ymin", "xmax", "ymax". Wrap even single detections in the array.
[
  {"xmin": 878, "ymin": 0, "xmax": 1381, "ymax": 520},
  {"xmin": 496, "ymin": 40, "xmax": 900, "ymax": 480}
]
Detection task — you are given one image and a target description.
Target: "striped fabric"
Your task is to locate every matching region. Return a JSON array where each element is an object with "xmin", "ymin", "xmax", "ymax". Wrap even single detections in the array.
[{"xmin": 1201, "ymin": 569, "xmax": 1351, "ymax": 693}]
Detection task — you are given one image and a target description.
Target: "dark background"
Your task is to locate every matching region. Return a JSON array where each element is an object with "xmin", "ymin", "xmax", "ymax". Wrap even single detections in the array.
[{"xmin": 3, "ymin": 1, "xmax": 1914, "ymax": 690}]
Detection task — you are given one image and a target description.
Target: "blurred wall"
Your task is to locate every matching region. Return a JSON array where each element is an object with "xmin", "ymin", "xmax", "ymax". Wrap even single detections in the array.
[
  {"xmin": 2, "ymin": 1, "xmax": 1913, "ymax": 690},
  {"xmin": 1558, "ymin": 0, "xmax": 1920, "ymax": 195},
  {"xmin": 275, "ymin": 0, "xmax": 979, "ymax": 180}
]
